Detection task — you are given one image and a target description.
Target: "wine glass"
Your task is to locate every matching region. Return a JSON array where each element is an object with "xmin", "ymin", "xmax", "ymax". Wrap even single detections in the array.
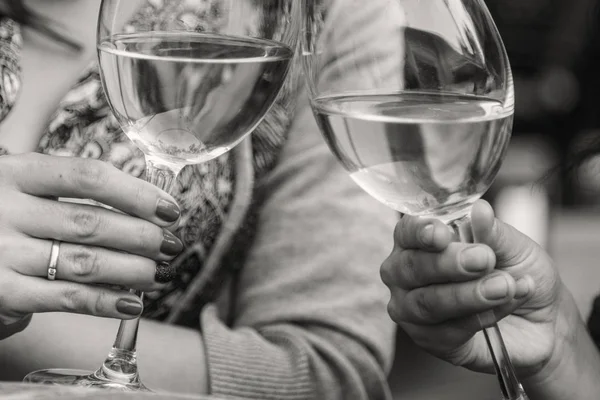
[
  {"xmin": 24, "ymin": 0, "xmax": 299, "ymax": 392},
  {"xmin": 302, "ymin": 1, "xmax": 526, "ymax": 399}
]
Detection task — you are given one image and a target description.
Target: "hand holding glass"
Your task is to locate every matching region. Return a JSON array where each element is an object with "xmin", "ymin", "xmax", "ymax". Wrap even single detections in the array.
[
  {"xmin": 302, "ymin": 1, "xmax": 525, "ymax": 399},
  {"xmin": 24, "ymin": 0, "xmax": 298, "ymax": 391}
]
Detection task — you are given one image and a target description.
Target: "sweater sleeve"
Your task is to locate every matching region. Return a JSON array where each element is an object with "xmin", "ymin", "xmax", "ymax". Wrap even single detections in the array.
[
  {"xmin": 200, "ymin": 1, "xmax": 403, "ymax": 398},
  {"xmin": 200, "ymin": 85, "xmax": 398, "ymax": 398}
]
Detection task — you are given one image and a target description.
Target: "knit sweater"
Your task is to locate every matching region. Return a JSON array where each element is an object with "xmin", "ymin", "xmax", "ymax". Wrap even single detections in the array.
[{"xmin": 197, "ymin": 84, "xmax": 397, "ymax": 398}]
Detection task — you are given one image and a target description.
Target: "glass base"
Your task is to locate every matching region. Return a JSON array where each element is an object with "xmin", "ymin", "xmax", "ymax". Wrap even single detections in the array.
[{"xmin": 23, "ymin": 368, "xmax": 149, "ymax": 392}]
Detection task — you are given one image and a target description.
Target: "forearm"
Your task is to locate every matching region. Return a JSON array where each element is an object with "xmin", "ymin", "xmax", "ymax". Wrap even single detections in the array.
[
  {"xmin": 0, "ymin": 313, "xmax": 208, "ymax": 395},
  {"xmin": 523, "ymin": 290, "xmax": 600, "ymax": 399}
]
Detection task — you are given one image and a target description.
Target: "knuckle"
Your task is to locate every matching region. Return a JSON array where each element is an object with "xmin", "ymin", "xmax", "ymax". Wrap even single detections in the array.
[
  {"xmin": 68, "ymin": 246, "xmax": 100, "ymax": 280},
  {"xmin": 394, "ymin": 215, "xmax": 424, "ymax": 248},
  {"xmin": 412, "ymin": 290, "xmax": 434, "ymax": 322},
  {"xmin": 380, "ymin": 258, "xmax": 396, "ymax": 287},
  {"xmin": 448, "ymin": 284, "xmax": 463, "ymax": 309},
  {"xmin": 60, "ymin": 287, "xmax": 87, "ymax": 313},
  {"xmin": 387, "ymin": 299, "xmax": 401, "ymax": 323},
  {"xmin": 133, "ymin": 183, "xmax": 150, "ymax": 209},
  {"xmin": 398, "ymin": 250, "xmax": 419, "ymax": 287},
  {"xmin": 91, "ymin": 291, "xmax": 111, "ymax": 317},
  {"xmin": 70, "ymin": 208, "xmax": 102, "ymax": 240},
  {"xmin": 135, "ymin": 223, "xmax": 158, "ymax": 252},
  {"xmin": 72, "ymin": 159, "xmax": 109, "ymax": 191}
]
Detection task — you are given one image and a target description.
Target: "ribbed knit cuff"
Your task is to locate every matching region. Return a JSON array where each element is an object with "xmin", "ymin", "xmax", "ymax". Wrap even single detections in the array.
[{"xmin": 201, "ymin": 306, "xmax": 313, "ymax": 399}]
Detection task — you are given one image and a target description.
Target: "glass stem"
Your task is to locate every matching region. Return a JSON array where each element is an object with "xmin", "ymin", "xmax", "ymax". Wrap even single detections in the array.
[
  {"xmin": 449, "ymin": 215, "xmax": 529, "ymax": 400},
  {"xmin": 93, "ymin": 156, "xmax": 181, "ymax": 388}
]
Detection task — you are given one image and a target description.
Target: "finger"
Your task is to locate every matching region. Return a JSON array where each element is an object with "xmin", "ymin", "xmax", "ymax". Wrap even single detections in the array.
[
  {"xmin": 13, "ymin": 196, "xmax": 182, "ymax": 260},
  {"xmin": 393, "ymin": 215, "xmax": 453, "ymax": 250},
  {"xmin": 381, "ymin": 243, "xmax": 495, "ymax": 289},
  {"xmin": 398, "ymin": 277, "xmax": 534, "ymax": 362},
  {"xmin": 391, "ymin": 272, "xmax": 520, "ymax": 325},
  {"xmin": 5, "ymin": 274, "xmax": 144, "ymax": 319},
  {"xmin": 403, "ymin": 281, "xmax": 533, "ymax": 347},
  {"xmin": 6, "ymin": 153, "xmax": 181, "ymax": 226},
  {"xmin": 471, "ymin": 200, "xmax": 542, "ymax": 266},
  {"xmin": 10, "ymin": 237, "xmax": 170, "ymax": 291},
  {"xmin": 399, "ymin": 318, "xmax": 478, "ymax": 358},
  {"xmin": 491, "ymin": 275, "xmax": 536, "ymax": 320}
]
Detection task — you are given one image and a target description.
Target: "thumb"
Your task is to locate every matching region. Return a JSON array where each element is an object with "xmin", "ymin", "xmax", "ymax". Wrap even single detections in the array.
[{"xmin": 470, "ymin": 200, "xmax": 539, "ymax": 267}]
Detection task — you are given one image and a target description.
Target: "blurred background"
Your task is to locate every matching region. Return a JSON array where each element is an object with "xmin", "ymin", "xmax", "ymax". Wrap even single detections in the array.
[
  {"xmin": 389, "ymin": 0, "xmax": 600, "ymax": 398},
  {"xmin": 485, "ymin": 0, "xmax": 600, "ymax": 245},
  {"xmin": 483, "ymin": 0, "xmax": 600, "ymax": 247}
]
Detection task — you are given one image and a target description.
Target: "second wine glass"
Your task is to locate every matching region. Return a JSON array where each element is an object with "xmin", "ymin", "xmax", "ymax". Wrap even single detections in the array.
[
  {"xmin": 303, "ymin": 0, "xmax": 526, "ymax": 399},
  {"xmin": 24, "ymin": 0, "xmax": 299, "ymax": 391}
]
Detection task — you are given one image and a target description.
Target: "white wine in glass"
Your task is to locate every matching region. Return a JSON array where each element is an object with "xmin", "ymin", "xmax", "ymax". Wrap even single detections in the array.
[
  {"xmin": 313, "ymin": 92, "xmax": 512, "ymax": 221},
  {"xmin": 303, "ymin": 1, "xmax": 526, "ymax": 399},
  {"xmin": 98, "ymin": 32, "xmax": 293, "ymax": 167},
  {"xmin": 24, "ymin": 0, "xmax": 299, "ymax": 392}
]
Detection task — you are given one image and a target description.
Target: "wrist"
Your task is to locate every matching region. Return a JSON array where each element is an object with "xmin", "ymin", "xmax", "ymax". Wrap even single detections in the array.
[{"xmin": 523, "ymin": 287, "xmax": 600, "ymax": 399}]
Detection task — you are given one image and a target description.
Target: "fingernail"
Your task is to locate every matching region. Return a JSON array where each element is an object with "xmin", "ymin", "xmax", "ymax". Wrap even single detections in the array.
[
  {"xmin": 155, "ymin": 261, "xmax": 176, "ymax": 283},
  {"xmin": 160, "ymin": 230, "xmax": 183, "ymax": 256},
  {"xmin": 515, "ymin": 276, "xmax": 532, "ymax": 299},
  {"xmin": 420, "ymin": 224, "xmax": 434, "ymax": 245},
  {"xmin": 481, "ymin": 275, "xmax": 509, "ymax": 301},
  {"xmin": 116, "ymin": 298, "xmax": 143, "ymax": 316},
  {"xmin": 460, "ymin": 247, "xmax": 490, "ymax": 273},
  {"xmin": 156, "ymin": 199, "xmax": 180, "ymax": 223}
]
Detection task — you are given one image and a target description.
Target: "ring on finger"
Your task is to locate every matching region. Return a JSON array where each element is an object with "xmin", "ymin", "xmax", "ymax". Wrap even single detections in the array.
[{"xmin": 47, "ymin": 240, "xmax": 61, "ymax": 281}]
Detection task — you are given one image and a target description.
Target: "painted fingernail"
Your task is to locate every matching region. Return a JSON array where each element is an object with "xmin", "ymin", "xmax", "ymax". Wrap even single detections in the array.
[
  {"xmin": 155, "ymin": 261, "xmax": 176, "ymax": 283},
  {"xmin": 156, "ymin": 199, "xmax": 180, "ymax": 223},
  {"xmin": 460, "ymin": 247, "xmax": 490, "ymax": 273},
  {"xmin": 515, "ymin": 276, "xmax": 532, "ymax": 299},
  {"xmin": 160, "ymin": 230, "xmax": 183, "ymax": 256},
  {"xmin": 481, "ymin": 275, "xmax": 509, "ymax": 301},
  {"xmin": 116, "ymin": 298, "xmax": 143, "ymax": 316},
  {"xmin": 420, "ymin": 224, "xmax": 434, "ymax": 245}
]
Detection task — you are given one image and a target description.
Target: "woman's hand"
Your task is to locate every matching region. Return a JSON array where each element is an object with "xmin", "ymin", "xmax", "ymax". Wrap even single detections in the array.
[
  {"xmin": 380, "ymin": 200, "xmax": 576, "ymax": 379},
  {"xmin": 0, "ymin": 153, "xmax": 183, "ymax": 337}
]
